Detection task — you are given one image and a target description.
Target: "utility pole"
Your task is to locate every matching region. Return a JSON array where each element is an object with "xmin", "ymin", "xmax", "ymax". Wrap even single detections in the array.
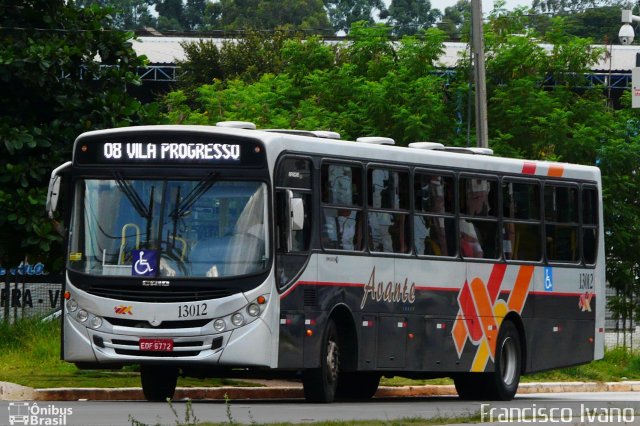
[{"xmin": 471, "ymin": 0, "xmax": 489, "ymax": 148}]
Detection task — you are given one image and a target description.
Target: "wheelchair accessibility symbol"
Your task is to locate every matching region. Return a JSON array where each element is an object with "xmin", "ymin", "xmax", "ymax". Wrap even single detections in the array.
[
  {"xmin": 132, "ymin": 250, "xmax": 158, "ymax": 276},
  {"xmin": 544, "ymin": 267, "xmax": 553, "ymax": 291}
]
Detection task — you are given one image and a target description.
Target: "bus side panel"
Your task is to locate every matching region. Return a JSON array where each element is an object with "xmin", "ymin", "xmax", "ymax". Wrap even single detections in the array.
[
  {"xmin": 399, "ymin": 257, "xmax": 467, "ymax": 372},
  {"xmin": 529, "ymin": 267, "xmax": 596, "ymax": 372},
  {"xmin": 278, "ymin": 256, "xmax": 317, "ymax": 369}
]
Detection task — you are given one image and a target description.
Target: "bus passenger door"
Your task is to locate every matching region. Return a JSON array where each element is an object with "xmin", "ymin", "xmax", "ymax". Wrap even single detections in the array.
[{"xmin": 275, "ymin": 157, "xmax": 315, "ymax": 369}]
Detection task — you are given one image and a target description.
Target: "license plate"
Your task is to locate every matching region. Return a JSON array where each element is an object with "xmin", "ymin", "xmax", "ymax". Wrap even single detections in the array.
[{"xmin": 139, "ymin": 338, "xmax": 174, "ymax": 352}]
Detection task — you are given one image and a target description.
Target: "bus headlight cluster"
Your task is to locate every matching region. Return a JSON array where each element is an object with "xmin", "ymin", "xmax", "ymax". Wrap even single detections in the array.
[
  {"xmin": 211, "ymin": 295, "xmax": 267, "ymax": 334},
  {"xmin": 67, "ymin": 298, "xmax": 103, "ymax": 329}
]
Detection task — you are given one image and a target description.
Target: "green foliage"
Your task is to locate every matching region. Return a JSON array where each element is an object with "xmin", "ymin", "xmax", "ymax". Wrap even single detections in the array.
[
  {"xmin": 203, "ymin": 0, "xmax": 332, "ymax": 33},
  {"xmin": 0, "ymin": 0, "xmax": 156, "ymax": 267},
  {"xmin": 387, "ymin": 0, "xmax": 442, "ymax": 37},
  {"xmin": 324, "ymin": 0, "xmax": 387, "ymax": 34},
  {"xmin": 164, "ymin": 24, "xmax": 452, "ymax": 144},
  {"xmin": 167, "ymin": 18, "xmax": 640, "ymax": 324}
]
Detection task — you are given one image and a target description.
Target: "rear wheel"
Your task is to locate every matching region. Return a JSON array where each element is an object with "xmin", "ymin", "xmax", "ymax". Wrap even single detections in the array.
[
  {"xmin": 489, "ymin": 321, "xmax": 521, "ymax": 400},
  {"xmin": 140, "ymin": 365, "xmax": 178, "ymax": 402},
  {"xmin": 454, "ymin": 321, "xmax": 521, "ymax": 401},
  {"xmin": 303, "ymin": 319, "xmax": 340, "ymax": 403}
]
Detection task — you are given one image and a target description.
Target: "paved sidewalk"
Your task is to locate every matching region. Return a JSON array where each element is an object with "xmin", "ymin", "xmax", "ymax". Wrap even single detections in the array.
[{"xmin": 2, "ymin": 380, "xmax": 640, "ymax": 401}]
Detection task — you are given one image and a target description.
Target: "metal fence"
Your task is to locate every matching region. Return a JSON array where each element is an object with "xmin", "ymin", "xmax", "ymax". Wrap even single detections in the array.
[
  {"xmin": 1, "ymin": 273, "xmax": 63, "ymax": 323},
  {"xmin": 604, "ymin": 284, "xmax": 639, "ymax": 351}
]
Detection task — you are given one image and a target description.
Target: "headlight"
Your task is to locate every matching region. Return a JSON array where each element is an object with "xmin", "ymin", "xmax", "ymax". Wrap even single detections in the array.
[
  {"xmin": 67, "ymin": 299, "xmax": 78, "ymax": 312},
  {"xmin": 90, "ymin": 316, "xmax": 103, "ymax": 329},
  {"xmin": 77, "ymin": 310, "xmax": 88, "ymax": 322},
  {"xmin": 213, "ymin": 319, "xmax": 226, "ymax": 332},
  {"xmin": 231, "ymin": 313, "xmax": 245, "ymax": 326},
  {"xmin": 247, "ymin": 303, "xmax": 260, "ymax": 317}
]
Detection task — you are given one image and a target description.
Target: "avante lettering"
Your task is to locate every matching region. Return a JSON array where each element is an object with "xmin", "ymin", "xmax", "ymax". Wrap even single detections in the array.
[{"xmin": 360, "ymin": 267, "xmax": 416, "ymax": 309}]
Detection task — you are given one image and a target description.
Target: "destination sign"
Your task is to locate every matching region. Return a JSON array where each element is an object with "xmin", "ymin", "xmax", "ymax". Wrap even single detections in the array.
[
  {"xmin": 73, "ymin": 131, "xmax": 265, "ymax": 167},
  {"xmin": 102, "ymin": 142, "xmax": 241, "ymax": 161}
]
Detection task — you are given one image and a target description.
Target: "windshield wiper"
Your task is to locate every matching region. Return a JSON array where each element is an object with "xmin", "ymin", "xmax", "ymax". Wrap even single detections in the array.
[
  {"xmin": 114, "ymin": 172, "xmax": 152, "ymax": 220},
  {"xmin": 169, "ymin": 172, "xmax": 218, "ymax": 220}
]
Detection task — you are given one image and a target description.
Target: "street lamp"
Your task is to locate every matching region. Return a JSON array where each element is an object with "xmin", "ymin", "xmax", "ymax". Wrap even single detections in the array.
[{"xmin": 620, "ymin": 10, "xmax": 640, "ymax": 45}]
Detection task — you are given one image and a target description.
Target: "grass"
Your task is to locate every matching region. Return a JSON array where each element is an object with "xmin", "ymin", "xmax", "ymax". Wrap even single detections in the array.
[{"xmin": 1, "ymin": 319, "xmax": 640, "ymax": 389}]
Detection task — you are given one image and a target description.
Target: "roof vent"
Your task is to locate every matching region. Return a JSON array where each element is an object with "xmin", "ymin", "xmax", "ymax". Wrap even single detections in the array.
[
  {"xmin": 263, "ymin": 129, "xmax": 341, "ymax": 139},
  {"xmin": 312, "ymin": 130, "xmax": 341, "ymax": 139},
  {"xmin": 444, "ymin": 147, "xmax": 494, "ymax": 155},
  {"xmin": 356, "ymin": 137, "xmax": 395, "ymax": 145},
  {"xmin": 408, "ymin": 142, "xmax": 445, "ymax": 150},
  {"xmin": 216, "ymin": 121, "xmax": 256, "ymax": 130}
]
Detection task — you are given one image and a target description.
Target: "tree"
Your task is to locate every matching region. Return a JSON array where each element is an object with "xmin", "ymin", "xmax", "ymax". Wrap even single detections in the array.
[
  {"xmin": 324, "ymin": 0, "xmax": 387, "ymax": 34},
  {"xmin": 152, "ymin": 0, "xmax": 185, "ymax": 31},
  {"xmin": 75, "ymin": 0, "xmax": 156, "ymax": 29},
  {"xmin": 210, "ymin": 0, "xmax": 331, "ymax": 32},
  {"xmin": 387, "ymin": 0, "xmax": 442, "ymax": 36},
  {"xmin": 0, "ymin": 0, "xmax": 154, "ymax": 268},
  {"xmin": 438, "ymin": 0, "xmax": 469, "ymax": 41}
]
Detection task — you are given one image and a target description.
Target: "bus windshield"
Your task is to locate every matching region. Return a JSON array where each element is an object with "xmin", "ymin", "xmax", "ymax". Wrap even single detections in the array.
[{"xmin": 68, "ymin": 178, "xmax": 269, "ymax": 278}]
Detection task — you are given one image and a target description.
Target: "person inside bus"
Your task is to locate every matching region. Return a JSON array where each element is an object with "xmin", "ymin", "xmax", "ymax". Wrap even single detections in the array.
[
  {"xmin": 369, "ymin": 169, "xmax": 400, "ymax": 252},
  {"xmin": 415, "ymin": 175, "xmax": 449, "ymax": 256},
  {"xmin": 460, "ymin": 179, "xmax": 491, "ymax": 258},
  {"xmin": 323, "ymin": 208, "xmax": 360, "ymax": 250}
]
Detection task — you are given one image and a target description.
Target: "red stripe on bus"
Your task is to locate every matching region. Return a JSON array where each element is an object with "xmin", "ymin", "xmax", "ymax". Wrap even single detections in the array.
[
  {"xmin": 487, "ymin": 263, "xmax": 507, "ymax": 303},
  {"xmin": 459, "ymin": 281, "xmax": 483, "ymax": 342},
  {"xmin": 522, "ymin": 162, "xmax": 537, "ymax": 174}
]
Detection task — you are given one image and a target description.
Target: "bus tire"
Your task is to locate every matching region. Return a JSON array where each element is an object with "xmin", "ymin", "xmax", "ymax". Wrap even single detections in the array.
[
  {"xmin": 302, "ymin": 319, "xmax": 340, "ymax": 403},
  {"xmin": 140, "ymin": 365, "xmax": 178, "ymax": 402},
  {"xmin": 454, "ymin": 321, "xmax": 521, "ymax": 401},
  {"xmin": 488, "ymin": 320, "xmax": 521, "ymax": 400},
  {"xmin": 336, "ymin": 372, "xmax": 380, "ymax": 400},
  {"xmin": 453, "ymin": 373, "xmax": 484, "ymax": 400}
]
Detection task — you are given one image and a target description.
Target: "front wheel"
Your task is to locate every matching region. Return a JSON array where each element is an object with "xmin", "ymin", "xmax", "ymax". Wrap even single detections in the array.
[
  {"xmin": 302, "ymin": 319, "xmax": 340, "ymax": 403},
  {"xmin": 336, "ymin": 372, "xmax": 380, "ymax": 400},
  {"xmin": 140, "ymin": 365, "xmax": 178, "ymax": 402}
]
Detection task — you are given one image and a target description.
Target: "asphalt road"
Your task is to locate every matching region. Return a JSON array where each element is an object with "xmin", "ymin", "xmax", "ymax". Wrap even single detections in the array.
[{"xmin": 2, "ymin": 392, "xmax": 640, "ymax": 426}]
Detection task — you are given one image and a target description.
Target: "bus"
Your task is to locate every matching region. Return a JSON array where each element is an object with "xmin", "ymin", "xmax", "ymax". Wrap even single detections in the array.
[{"xmin": 46, "ymin": 123, "xmax": 604, "ymax": 402}]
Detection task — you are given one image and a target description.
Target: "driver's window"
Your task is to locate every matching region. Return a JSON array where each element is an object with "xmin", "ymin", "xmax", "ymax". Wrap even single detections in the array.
[{"xmin": 276, "ymin": 157, "xmax": 313, "ymax": 287}]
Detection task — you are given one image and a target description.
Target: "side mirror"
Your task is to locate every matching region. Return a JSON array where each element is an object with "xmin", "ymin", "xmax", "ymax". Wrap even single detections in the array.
[
  {"xmin": 286, "ymin": 190, "xmax": 304, "ymax": 252},
  {"xmin": 290, "ymin": 197, "xmax": 304, "ymax": 231},
  {"xmin": 46, "ymin": 161, "xmax": 71, "ymax": 219}
]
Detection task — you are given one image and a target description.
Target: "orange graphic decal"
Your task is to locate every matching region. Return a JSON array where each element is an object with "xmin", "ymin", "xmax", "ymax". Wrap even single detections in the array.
[
  {"xmin": 547, "ymin": 164, "xmax": 564, "ymax": 177},
  {"xmin": 579, "ymin": 292, "xmax": 594, "ymax": 312},
  {"xmin": 452, "ymin": 265, "xmax": 534, "ymax": 372},
  {"xmin": 114, "ymin": 305, "xmax": 133, "ymax": 315}
]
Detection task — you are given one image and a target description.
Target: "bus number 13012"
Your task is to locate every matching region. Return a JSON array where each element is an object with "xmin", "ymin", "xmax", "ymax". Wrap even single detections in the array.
[{"xmin": 178, "ymin": 303, "xmax": 208, "ymax": 318}]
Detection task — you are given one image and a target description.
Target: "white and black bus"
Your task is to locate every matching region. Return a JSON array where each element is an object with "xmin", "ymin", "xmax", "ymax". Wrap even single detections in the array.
[{"xmin": 46, "ymin": 123, "xmax": 605, "ymax": 402}]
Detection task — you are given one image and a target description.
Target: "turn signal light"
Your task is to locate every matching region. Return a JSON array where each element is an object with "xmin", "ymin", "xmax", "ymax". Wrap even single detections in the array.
[
  {"xmin": 306, "ymin": 329, "xmax": 313, "ymax": 337},
  {"xmin": 64, "ymin": 291, "xmax": 71, "ymax": 300},
  {"xmin": 257, "ymin": 296, "xmax": 266, "ymax": 305}
]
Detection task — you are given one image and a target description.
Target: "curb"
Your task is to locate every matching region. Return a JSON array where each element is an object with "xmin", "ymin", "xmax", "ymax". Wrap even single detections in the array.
[{"xmin": 1, "ymin": 381, "xmax": 638, "ymax": 401}]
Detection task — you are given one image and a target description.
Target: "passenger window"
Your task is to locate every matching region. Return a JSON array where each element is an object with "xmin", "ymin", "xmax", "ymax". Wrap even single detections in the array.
[
  {"xmin": 322, "ymin": 164, "xmax": 361, "ymax": 206},
  {"xmin": 545, "ymin": 184, "xmax": 579, "ymax": 263},
  {"xmin": 368, "ymin": 168, "xmax": 410, "ymax": 254},
  {"xmin": 414, "ymin": 172, "xmax": 456, "ymax": 257},
  {"xmin": 321, "ymin": 163, "xmax": 363, "ymax": 251},
  {"xmin": 502, "ymin": 180, "xmax": 542, "ymax": 262},
  {"xmin": 459, "ymin": 176, "xmax": 499, "ymax": 259},
  {"xmin": 582, "ymin": 186, "xmax": 598, "ymax": 265}
]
